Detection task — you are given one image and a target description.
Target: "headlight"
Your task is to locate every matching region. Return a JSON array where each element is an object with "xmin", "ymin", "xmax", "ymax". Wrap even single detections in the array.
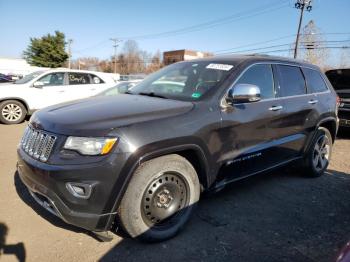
[{"xmin": 64, "ymin": 137, "xmax": 118, "ymax": 155}]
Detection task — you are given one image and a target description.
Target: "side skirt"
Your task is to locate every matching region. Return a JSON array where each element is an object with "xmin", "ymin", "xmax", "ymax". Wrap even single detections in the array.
[{"xmin": 210, "ymin": 156, "xmax": 303, "ymax": 192}]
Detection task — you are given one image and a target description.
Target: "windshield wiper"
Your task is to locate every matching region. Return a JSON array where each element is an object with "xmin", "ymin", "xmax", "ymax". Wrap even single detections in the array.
[{"xmin": 138, "ymin": 92, "xmax": 168, "ymax": 99}]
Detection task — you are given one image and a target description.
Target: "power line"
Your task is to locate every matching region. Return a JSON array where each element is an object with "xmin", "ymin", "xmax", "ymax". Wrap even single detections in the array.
[
  {"xmin": 213, "ymin": 34, "xmax": 350, "ymax": 54},
  {"xmin": 120, "ymin": 1, "xmax": 290, "ymax": 40},
  {"xmin": 215, "ymin": 39, "xmax": 350, "ymax": 55},
  {"xmin": 255, "ymin": 46, "xmax": 350, "ymax": 55},
  {"xmin": 74, "ymin": 0, "xmax": 289, "ymax": 53}
]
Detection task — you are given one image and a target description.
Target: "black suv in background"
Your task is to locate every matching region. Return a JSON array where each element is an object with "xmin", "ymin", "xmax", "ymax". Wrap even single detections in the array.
[
  {"xmin": 326, "ymin": 69, "xmax": 350, "ymax": 128},
  {"xmin": 17, "ymin": 55, "xmax": 338, "ymax": 242}
]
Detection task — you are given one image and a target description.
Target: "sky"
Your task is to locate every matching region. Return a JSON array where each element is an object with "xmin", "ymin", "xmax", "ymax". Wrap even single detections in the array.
[{"xmin": 0, "ymin": 0, "xmax": 349, "ymax": 65}]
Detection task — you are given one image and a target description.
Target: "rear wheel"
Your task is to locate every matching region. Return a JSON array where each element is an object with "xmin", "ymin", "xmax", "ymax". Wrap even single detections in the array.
[
  {"xmin": 118, "ymin": 154, "xmax": 200, "ymax": 242},
  {"xmin": 302, "ymin": 127, "xmax": 333, "ymax": 177},
  {"xmin": 0, "ymin": 100, "xmax": 27, "ymax": 124}
]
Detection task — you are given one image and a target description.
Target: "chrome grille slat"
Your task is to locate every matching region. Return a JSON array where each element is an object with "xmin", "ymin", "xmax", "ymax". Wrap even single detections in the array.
[{"xmin": 20, "ymin": 125, "xmax": 57, "ymax": 162}]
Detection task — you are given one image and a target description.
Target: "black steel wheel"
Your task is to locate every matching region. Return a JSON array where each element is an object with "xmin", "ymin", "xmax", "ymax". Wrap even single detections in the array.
[
  {"xmin": 141, "ymin": 172, "xmax": 189, "ymax": 228},
  {"xmin": 118, "ymin": 154, "xmax": 200, "ymax": 242}
]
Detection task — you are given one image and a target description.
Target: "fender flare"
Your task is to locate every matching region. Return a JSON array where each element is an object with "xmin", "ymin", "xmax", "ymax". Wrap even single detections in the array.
[
  {"xmin": 0, "ymin": 97, "xmax": 31, "ymax": 114},
  {"xmin": 104, "ymin": 143, "xmax": 210, "ymax": 230}
]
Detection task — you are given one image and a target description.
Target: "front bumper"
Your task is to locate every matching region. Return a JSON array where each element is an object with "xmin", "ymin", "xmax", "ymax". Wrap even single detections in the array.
[{"xmin": 17, "ymin": 147, "xmax": 130, "ymax": 231}]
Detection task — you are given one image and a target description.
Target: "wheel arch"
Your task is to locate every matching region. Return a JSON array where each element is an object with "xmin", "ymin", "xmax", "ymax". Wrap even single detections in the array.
[
  {"xmin": 317, "ymin": 117, "xmax": 338, "ymax": 143},
  {"xmin": 104, "ymin": 144, "xmax": 211, "ymax": 231},
  {"xmin": 138, "ymin": 144, "xmax": 210, "ymax": 190},
  {"xmin": 0, "ymin": 97, "xmax": 30, "ymax": 114}
]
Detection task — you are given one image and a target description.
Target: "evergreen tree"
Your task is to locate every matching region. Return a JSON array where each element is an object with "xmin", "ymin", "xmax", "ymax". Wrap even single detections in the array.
[{"xmin": 23, "ymin": 31, "xmax": 68, "ymax": 68}]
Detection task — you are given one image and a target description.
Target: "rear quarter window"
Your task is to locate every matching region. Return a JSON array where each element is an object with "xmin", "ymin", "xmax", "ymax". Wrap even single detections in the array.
[
  {"xmin": 90, "ymin": 74, "xmax": 105, "ymax": 84},
  {"xmin": 303, "ymin": 68, "xmax": 328, "ymax": 93},
  {"xmin": 277, "ymin": 65, "xmax": 306, "ymax": 97},
  {"xmin": 68, "ymin": 73, "xmax": 90, "ymax": 85}
]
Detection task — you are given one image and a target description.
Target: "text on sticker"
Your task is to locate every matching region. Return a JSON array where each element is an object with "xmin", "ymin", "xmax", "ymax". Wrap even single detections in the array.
[{"xmin": 206, "ymin": 63, "xmax": 234, "ymax": 71}]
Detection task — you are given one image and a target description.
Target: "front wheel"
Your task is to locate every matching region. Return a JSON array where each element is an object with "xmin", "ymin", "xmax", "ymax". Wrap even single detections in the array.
[
  {"xmin": 118, "ymin": 154, "xmax": 200, "ymax": 242},
  {"xmin": 302, "ymin": 127, "xmax": 333, "ymax": 177},
  {"xmin": 0, "ymin": 100, "xmax": 27, "ymax": 124}
]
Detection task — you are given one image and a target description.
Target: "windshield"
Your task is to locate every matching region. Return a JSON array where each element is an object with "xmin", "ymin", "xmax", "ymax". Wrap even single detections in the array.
[
  {"xmin": 129, "ymin": 61, "xmax": 235, "ymax": 101},
  {"xmin": 326, "ymin": 69, "xmax": 350, "ymax": 90},
  {"xmin": 15, "ymin": 71, "xmax": 45, "ymax": 84}
]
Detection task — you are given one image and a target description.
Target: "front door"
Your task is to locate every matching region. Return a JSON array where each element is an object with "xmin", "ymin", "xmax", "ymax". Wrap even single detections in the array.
[{"xmin": 31, "ymin": 72, "xmax": 70, "ymax": 109}]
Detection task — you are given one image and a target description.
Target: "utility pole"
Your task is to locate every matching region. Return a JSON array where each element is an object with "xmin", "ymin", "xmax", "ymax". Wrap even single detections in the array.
[
  {"xmin": 67, "ymin": 39, "xmax": 73, "ymax": 69},
  {"xmin": 110, "ymin": 38, "xmax": 122, "ymax": 73},
  {"xmin": 293, "ymin": 0, "xmax": 312, "ymax": 59}
]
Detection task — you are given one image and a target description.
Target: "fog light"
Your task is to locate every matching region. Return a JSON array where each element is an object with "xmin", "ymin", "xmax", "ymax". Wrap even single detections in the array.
[{"xmin": 66, "ymin": 183, "xmax": 93, "ymax": 199}]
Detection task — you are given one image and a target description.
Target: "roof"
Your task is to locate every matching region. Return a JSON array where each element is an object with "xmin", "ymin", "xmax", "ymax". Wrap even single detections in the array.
[
  {"xmin": 187, "ymin": 54, "xmax": 319, "ymax": 69},
  {"xmin": 36, "ymin": 68, "xmax": 119, "ymax": 83}
]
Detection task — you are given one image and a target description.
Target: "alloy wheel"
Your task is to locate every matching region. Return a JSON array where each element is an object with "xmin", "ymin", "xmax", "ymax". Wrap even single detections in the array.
[
  {"xmin": 312, "ymin": 134, "xmax": 330, "ymax": 172},
  {"xmin": 1, "ymin": 103, "xmax": 23, "ymax": 122}
]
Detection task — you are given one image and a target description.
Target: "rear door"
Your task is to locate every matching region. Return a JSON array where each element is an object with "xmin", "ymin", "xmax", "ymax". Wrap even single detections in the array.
[
  {"xmin": 219, "ymin": 64, "xmax": 285, "ymax": 177},
  {"xmin": 87, "ymin": 73, "xmax": 112, "ymax": 95},
  {"xmin": 66, "ymin": 72, "xmax": 96, "ymax": 100},
  {"xmin": 273, "ymin": 64, "xmax": 318, "ymax": 159}
]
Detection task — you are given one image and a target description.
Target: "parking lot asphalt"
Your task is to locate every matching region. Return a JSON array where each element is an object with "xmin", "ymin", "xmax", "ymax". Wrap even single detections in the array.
[{"xmin": 0, "ymin": 123, "xmax": 349, "ymax": 262}]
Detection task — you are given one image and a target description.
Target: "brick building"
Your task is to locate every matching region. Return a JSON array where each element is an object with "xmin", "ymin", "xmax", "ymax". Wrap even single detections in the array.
[{"xmin": 163, "ymin": 49, "xmax": 212, "ymax": 65}]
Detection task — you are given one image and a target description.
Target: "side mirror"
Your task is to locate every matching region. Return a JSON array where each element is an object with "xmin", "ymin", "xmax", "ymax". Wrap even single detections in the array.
[
  {"xmin": 226, "ymin": 83, "xmax": 261, "ymax": 104},
  {"xmin": 33, "ymin": 81, "xmax": 44, "ymax": 88}
]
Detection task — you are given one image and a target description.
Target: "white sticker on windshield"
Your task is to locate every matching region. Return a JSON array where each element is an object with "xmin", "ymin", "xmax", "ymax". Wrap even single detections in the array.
[{"xmin": 206, "ymin": 63, "xmax": 234, "ymax": 71}]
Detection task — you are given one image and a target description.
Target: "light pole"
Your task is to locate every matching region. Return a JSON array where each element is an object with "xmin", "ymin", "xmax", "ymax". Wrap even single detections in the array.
[
  {"xmin": 293, "ymin": 0, "xmax": 312, "ymax": 59},
  {"xmin": 67, "ymin": 39, "xmax": 73, "ymax": 68},
  {"xmin": 110, "ymin": 38, "xmax": 122, "ymax": 73}
]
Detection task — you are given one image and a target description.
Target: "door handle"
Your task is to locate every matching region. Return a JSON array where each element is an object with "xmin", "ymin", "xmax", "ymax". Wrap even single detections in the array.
[
  {"xmin": 308, "ymin": 99, "xmax": 318, "ymax": 105},
  {"xmin": 269, "ymin": 105, "xmax": 283, "ymax": 111}
]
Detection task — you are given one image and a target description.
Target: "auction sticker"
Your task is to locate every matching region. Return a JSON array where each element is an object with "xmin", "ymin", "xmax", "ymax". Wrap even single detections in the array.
[{"xmin": 206, "ymin": 63, "xmax": 234, "ymax": 71}]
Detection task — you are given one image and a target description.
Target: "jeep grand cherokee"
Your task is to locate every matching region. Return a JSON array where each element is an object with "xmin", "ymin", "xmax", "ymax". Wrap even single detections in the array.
[{"xmin": 17, "ymin": 55, "xmax": 338, "ymax": 242}]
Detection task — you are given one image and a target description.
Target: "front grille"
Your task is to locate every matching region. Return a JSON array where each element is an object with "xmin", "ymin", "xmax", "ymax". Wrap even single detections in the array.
[
  {"xmin": 339, "ymin": 98, "xmax": 350, "ymax": 109},
  {"xmin": 21, "ymin": 125, "xmax": 57, "ymax": 162}
]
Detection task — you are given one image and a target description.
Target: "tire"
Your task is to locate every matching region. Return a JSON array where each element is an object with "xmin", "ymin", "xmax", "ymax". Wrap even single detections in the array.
[
  {"xmin": 0, "ymin": 100, "xmax": 27, "ymax": 124},
  {"xmin": 302, "ymin": 127, "xmax": 333, "ymax": 177},
  {"xmin": 118, "ymin": 154, "xmax": 200, "ymax": 242}
]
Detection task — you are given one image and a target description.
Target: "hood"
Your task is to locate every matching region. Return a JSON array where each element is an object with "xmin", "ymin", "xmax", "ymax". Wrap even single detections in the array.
[
  {"xmin": 30, "ymin": 94, "xmax": 194, "ymax": 136},
  {"xmin": 0, "ymin": 83, "xmax": 28, "ymax": 96}
]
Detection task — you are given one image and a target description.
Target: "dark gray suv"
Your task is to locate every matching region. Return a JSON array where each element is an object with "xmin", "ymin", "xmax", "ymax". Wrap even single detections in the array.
[{"xmin": 17, "ymin": 55, "xmax": 338, "ymax": 242}]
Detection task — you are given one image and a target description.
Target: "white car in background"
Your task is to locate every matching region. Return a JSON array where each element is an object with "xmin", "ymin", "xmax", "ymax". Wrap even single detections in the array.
[
  {"xmin": 0, "ymin": 69, "xmax": 117, "ymax": 124},
  {"xmin": 96, "ymin": 79, "xmax": 142, "ymax": 96}
]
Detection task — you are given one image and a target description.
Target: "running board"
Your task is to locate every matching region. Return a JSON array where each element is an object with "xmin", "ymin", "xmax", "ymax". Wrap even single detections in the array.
[{"xmin": 211, "ymin": 156, "xmax": 302, "ymax": 192}]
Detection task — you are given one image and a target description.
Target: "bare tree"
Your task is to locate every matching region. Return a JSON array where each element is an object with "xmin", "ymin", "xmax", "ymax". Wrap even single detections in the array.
[
  {"xmin": 339, "ymin": 48, "xmax": 350, "ymax": 68},
  {"xmin": 73, "ymin": 40, "xmax": 164, "ymax": 74},
  {"xmin": 299, "ymin": 20, "xmax": 330, "ymax": 69},
  {"xmin": 146, "ymin": 50, "xmax": 163, "ymax": 73}
]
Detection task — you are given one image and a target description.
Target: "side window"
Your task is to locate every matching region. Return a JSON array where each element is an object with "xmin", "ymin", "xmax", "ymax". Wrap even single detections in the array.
[
  {"xmin": 90, "ymin": 74, "xmax": 104, "ymax": 84},
  {"xmin": 277, "ymin": 65, "xmax": 306, "ymax": 97},
  {"xmin": 303, "ymin": 68, "xmax": 328, "ymax": 93},
  {"xmin": 68, "ymin": 73, "xmax": 90, "ymax": 85},
  {"xmin": 38, "ymin": 73, "xmax": 65, "ymax": 86},
  {"xmin": 236, "ymin": 64, "xmax": 275, "ymax": 99}
]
